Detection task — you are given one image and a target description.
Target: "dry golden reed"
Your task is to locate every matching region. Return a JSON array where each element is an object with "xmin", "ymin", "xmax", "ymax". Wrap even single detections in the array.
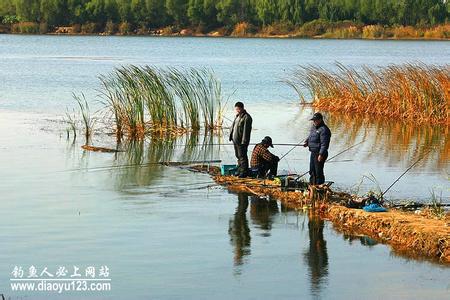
[{"xmin": 286, "ymin": 63, "xmax": 449, "ymax": 124}]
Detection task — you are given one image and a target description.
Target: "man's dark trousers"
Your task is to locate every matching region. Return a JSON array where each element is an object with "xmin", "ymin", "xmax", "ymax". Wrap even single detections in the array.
[
  {"xmin": 234, "ymin": 144, "xmax": 249, "ymax": 176},
  {"xmin": 257, "ymin": 160, "xmax": 278, "ymax": 178},
  {"xmin": 309, "ymin": 152, "xmax": 327, "ymax": 185}
]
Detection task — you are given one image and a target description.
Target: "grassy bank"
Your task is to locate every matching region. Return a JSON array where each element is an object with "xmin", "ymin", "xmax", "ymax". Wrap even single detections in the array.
[
  {"xmin": 2, "ymin": 20, "xmax": 449, "ymax": 40},
  {"xmin": 286, "ymin": 63, "xmax": 449, "ymax": 124}
]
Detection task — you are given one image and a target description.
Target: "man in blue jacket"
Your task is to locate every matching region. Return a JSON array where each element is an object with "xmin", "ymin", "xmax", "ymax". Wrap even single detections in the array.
[{"xmin": 303, "ymin": 112, "xmax": 331, "ymax": 185}]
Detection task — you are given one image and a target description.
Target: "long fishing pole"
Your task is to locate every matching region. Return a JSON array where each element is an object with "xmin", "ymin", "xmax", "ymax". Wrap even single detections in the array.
[
  {"xmin": 381, "ymin": 148, "xmax": 433, "ymax": 197},
  {"xmin": 295, "ymin": 138, "xmax": 366, "ymax": 179},
  {"xmin": 63, "ymin": 140, "xmax": 325, "ymax": 173},
  {"xmin": 63, "ymin": 159, "xmax": 222, "ymax": 173},
  {"xmin": 279, "ymin": 139, "xmax": 308, "ymax": 161},
  {"xmin": 138, "ymin": 180, "xmax": 219, "ymax": 191},
  {"xmin": 391, "ymin": 203, "xmax": 450, "ymax": 208},
  {"xmin": 170, "ymin": 142, "xmax": 315, "ymax": 147}
]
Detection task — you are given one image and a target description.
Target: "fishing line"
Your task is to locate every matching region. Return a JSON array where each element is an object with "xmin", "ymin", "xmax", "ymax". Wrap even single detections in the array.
[
  {"xmin": 279, "ymin": 139, "xmax": 308, "ymax": 161},
  {"xmin": 295, "ymin": 138, "xmax": 366, "ymax": 179},
  {"xmin": 62, "ymin": 159, "xmax": 222, "ymax": 173},
  {"xmin": 158, "ymin": 183, "xmax": 220, "ymax": 195},
  {"xmin": 381, "ymin": 148, "xmax": 433, "ymax": 197},
  {"xmin": 141, "ymin": 180, "xmax": 218, "ymax": 191},
  {"xmin": 170, "ymin": 142, "xmax": 317, "ymax": 148}
]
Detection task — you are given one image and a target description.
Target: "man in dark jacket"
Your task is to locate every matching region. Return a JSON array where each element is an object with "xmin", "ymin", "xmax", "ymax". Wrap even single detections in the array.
[
  {"xmin": 303, "ymin": 112, "xmax": 331, "ymax": 185},
  {"xmin": 251, "ymin": 136, "xmax": 279, "ymax": 178},
  {"xmin": 229, "ymin": 102, "xmax": 252, "ymax": 178}
]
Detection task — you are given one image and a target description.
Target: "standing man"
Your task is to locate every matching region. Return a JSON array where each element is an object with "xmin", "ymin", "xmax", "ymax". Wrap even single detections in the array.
[
  {"xmin": 250, "ymin": 136, "xmax": 279, "ymax": 178},
  {"xmin": 229, "ymin": 102, "xmax": 252, "ymax": 178},
  {"xmin": 303, "ymin": 112, "xmax": 331, "ymax": 185}
]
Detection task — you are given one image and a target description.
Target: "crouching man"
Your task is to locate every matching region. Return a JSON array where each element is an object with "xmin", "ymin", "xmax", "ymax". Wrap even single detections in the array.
[{"xmin": 250, "ymin": 136, "xmax": 280, "ymax": 178}]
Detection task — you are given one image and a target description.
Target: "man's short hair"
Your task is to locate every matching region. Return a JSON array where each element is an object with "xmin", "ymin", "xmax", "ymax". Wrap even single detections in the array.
[{"xmin": 234, "ymin": 102, "xmax": 244, "ymax": 108}]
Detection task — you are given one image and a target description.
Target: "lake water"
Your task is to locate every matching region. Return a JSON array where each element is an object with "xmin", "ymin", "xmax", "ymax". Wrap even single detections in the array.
[{"xmin": 0, "ymin": 35, "xmax": 449, "ymax": 299}]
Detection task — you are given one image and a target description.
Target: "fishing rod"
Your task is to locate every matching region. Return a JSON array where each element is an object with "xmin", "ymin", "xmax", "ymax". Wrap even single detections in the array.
[
  {"xmin": 381, "ymin": 148, "xmax": 433, "ymax": 197},
  {"xmin": 170, "ymin": 142, "xmax": 316, "ymax": 148},
  {"xmin": 295, "ymin": 138, "xmax": 366, "ymax": 179},
  {"xmin": 63, "ymin": 159, "xmax": 222, "ymax": 173},
  {"xmin": 390, "ymin": 202, "xmax": 450, "ymax": 208},
  {"xmin": 136, "ymin": 180, "xmax": 219, "ymax": 192},
  {"xmin": 279, "ymin": 139, "xmax": 308, "ymax": 161}
]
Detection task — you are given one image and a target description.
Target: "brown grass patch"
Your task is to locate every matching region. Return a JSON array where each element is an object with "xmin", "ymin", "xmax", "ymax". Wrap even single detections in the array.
[{"xmin": 286, "ymin": 63, "xmax": 449, "ymax": 124}]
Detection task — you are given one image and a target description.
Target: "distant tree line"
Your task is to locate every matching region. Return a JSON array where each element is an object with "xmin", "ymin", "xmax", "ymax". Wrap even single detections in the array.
[{"xmin": 0, "ymin": 0, "xmax": 448, "ymax": 30}]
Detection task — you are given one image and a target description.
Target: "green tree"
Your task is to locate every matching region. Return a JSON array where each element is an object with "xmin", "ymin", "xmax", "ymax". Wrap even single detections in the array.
[
  {"xmin": 303, "ymin": 0, "xmax": 319, "ymax": 22},
  {"xmin": 0, "ymin": 0, "xmax": 17, "ymax": 18},
  {"xmin": 40, "ymin": 0, "xmax": 59, "ymax": 24},
  {"xmin": 104, "ymin": 0, "xmax": 119, "ymax": 22},
  {"xmin": 255, "ymin": 0, "xmax": 278, "ymax": 25},
  {"xmin": 278, "ymin": 0, "xmax": 304, "ymax": 25},
  {"xmin": 1, "ymin": 0, "xmax": 448, "ymax": 33},
  {"xmin": 66, "ymin": 0, "xmax": 89, "ymax": 24},
  {"xmin": 216, "ymin": 0, "xmax": 255, "ymax": 26},
  {"xmin": 116, "ymin": 0, "xmax": 133, "ymax": 22},
  {"xmin": 146, "ymin": 0, "xmax": 168, "ymax": 27},
  {"xmin": 165, "ymin": 0, "xmax": 188, "ymax": 25},
  {"xmin": 428, "ymin": 1, "xmax": 446, "ymax": 25},
  {"xmin": 188, "ymin": 0, "xmax": 217, "ymax": 27},
  {"xmin": 15, "ymin": 0, "xmax": 41, "ymax": 21},
  {"xmin": 85, "ymin": 0, "xmax": 107, "ymax": 23},
  {"xmin": 130, "ymin": 0, "xmax": 148, "ymax": 25}
]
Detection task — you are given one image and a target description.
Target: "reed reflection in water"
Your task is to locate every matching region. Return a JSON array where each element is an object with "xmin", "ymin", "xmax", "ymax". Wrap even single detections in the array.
[
  {"xmin": 327, "ymin": 113, "xmax": 449, "ymax": 172},
  {"xmin": 288, "ymin": 106, "xmax": 448, "ymax": 199},
  {"xmin": 71, "ymin": 131, "xmax": 223, "ymax": 192}
]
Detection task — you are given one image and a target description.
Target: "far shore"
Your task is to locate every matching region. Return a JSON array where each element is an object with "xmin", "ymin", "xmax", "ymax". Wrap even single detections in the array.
[
  {"xmin": 2, "ymin": 32, "xmax": 449, "ymax": 41},
  {"xmin": 2, "ymin": 31, "xmax": 449, "ymax": 41},
  {"xmin": 1, "ymin": 22, "xmax": 448, "ymax": 41}
]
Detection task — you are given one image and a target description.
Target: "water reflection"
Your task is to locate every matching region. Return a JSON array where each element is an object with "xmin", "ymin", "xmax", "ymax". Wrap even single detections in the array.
[
  {"xmin": 228, "ymin": 192, "xmax": 330, "ymax": 295},
  {"xmin": 303, "ymin": 212, "xmax": 329, "ymax": 298},
  {"xmin": 250, "ymin": 197, "xmax": 279, "ymax": 236},
  {"xmin": 112, "ymin": 138, "xmax": 175, "ymax": 190},
  {"xmin": 69, "ymin": 131, "xmax": 223, "ymax": 192},
  {"xmin": 228, "ymin": 193, "xmax": 251, "ymax": 266},
  {"xmin": 344, "ymin": 234, "xmax": 379, "ymax": 247},
  {"xmin": 327, "ymin": 113, "xmax": 449, "ymax": 172},
  {"xmin": 228, "ymin": 194, "xmax": 281, "ymax": 267},
  {"xmin": 295, "ymin": 106, "xmax": 449, "ymax": 172}
]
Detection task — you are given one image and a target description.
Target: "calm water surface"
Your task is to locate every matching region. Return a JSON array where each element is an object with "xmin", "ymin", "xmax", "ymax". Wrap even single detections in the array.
[{"xmin": 0, "ymin": 36, "xmax": 449, "ymax": 299}]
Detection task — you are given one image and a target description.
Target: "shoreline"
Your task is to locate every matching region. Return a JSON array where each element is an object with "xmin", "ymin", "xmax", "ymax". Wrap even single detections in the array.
[
  {"xmin": 1, "ymin": 32, "xmax": 449, "ymax": 41},
  {"xmin": 1, "ymin": 22, "xmax": 448, "ymax": 41},
  {"xmin": 199, "ymin": 169, "xmax": 450, "ymax": 264}
]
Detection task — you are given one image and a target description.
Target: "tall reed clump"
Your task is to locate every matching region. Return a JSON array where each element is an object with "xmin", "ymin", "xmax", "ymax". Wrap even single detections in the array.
[
  {"xmin": 285, "ymin": 63, "xmax": 449, "ymax": 124},
  {"xmin": 73, "ymin": 93, "xmax": 95, "ymax": 140},
  {"xmin": 65, "ymin": 93, "xmax": 95, "ymax": 142},
  {"xmin": 64, "ymin": 108, "xmax": 77, "ymax": 139},
  {"xmin": 428, "ymin": 189, "xmax": 445, "ymax": 219},
  {"xmin": 99, "ymin": 65, "xmax": 224, "ymax": 138}
]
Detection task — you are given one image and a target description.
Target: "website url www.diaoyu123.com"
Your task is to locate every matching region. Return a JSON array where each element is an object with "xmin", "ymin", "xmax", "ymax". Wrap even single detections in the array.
[{"xmin": 10, "ymin": 279, "xmax": 111, "ymax": 293}]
